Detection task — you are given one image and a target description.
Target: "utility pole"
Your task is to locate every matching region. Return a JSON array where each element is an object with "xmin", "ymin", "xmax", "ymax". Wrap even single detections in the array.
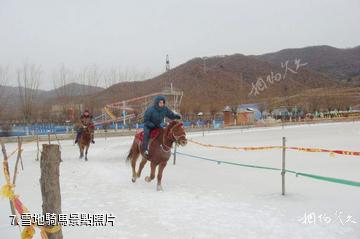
[
  {"xmin": 165, "ymin": 54, "xmax": 170, "ymax": 89},
  {"xmin": 166, "ymin": 54, "xmax": 170, "ymax": 72},
  {"xmin": 203, "ymin": 57, "xmax": 208, "ymax": 73}
]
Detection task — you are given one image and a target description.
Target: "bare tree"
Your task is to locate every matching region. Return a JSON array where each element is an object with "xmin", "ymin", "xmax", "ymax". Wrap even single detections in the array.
[
  {"xmin": 103, "ymin": 66, "xmax": 150, "ymax": 85},
  {"xmin": 0, "ymin": 65, "xmax": 10, "ymax": 120},
  {"xmin": 103, "ymin": 66, "xmax": 123, "ymax": 88},
  {"xmin": 77, "ymin": 65, "xmax": 102, "ymax": 92},
  {"xmin": 17, "ymin": 64, "xmax": 41, "ymax": 123},
  {"xmin": 53, "ymin": 64, "xmax": 74, "ymax": 99},
  {"xmin": 52, "ymin": 64, "xmax": 76, "ymax": 121},
  {"xmin": 76, "ymin": 65, "xmax": 103, "ymax": 113}
]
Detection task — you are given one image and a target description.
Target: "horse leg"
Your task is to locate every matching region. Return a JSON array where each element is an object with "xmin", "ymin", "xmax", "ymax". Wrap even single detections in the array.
[
  {"xmin": 79, "ymin": 145, "xmax": 84, "ymax": 158},
  {"xmin": 137, "ymin": 158, "xmax": 147, "ymax": 178},
  {"xmin": 131, "ymin": 156, "xmax": 138, "ymax": 182},
  {"xmin": 130, "ymin": 144, "xmax": 140, "ymax": 182},
  {"xmin": 156, "ymin": 162, "xmax": 167, "ymax": 191},
  {"xmin": 85, "ymin": 144, "xmax": 89, "ymax": 161},
  {"xmin": 145, "ymin": 161, "xmax": 156, "ymax": 182}
]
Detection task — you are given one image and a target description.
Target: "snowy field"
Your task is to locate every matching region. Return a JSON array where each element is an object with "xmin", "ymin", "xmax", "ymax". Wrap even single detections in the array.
[{"xmin": 1, "ymin": 121, "xmax": 360, "ymax": 239}]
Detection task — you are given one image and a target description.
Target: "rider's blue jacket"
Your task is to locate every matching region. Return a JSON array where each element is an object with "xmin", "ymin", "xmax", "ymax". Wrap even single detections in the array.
[{"xmin": 143, "ymin": 95, "xmax": 181, "ymax": 129}]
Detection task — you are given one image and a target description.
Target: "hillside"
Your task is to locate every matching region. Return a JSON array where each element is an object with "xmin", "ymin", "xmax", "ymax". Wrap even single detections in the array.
[
  {"xmin": 255, "ymin": 45, "xmax": 360, "ymax": 82},
  {"xmin": 95, "ymin": 54, "xmax": 337, "ymax": 112}
]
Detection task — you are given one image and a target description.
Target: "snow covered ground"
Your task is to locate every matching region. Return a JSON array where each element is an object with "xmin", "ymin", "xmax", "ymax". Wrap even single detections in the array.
[{"xmin": 1, "ymin": 121, "xmax": 360, "ymax": 239}]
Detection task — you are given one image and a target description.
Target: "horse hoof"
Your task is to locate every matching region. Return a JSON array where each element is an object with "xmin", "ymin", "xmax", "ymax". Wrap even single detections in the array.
[
  {"xmin": 145, "ymin": 176, "xmax": 151, "ymax": 182},
  {"xmin": 157, "ymin": 185, "xmax": 163, "ymax": 191},
  {"xmin": 131, "ymin": 177, "xmax": 136, "ymax": 183},
  {"xmin": 85, "ymin": 158, "xmax": 88, "ymax": 161}
]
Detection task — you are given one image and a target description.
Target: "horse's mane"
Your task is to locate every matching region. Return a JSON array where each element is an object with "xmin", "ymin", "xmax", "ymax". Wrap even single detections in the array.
[
  {"xmin": 167, "ymin": 120, "xmax": 179, "ymax": 128},
  {"xmin": 163, "ymin": 120, "xmax": 182, "ymax": 136},
  {"xmin": 167, "ymin": 120, "xmax": 182, "ymax": 129}
]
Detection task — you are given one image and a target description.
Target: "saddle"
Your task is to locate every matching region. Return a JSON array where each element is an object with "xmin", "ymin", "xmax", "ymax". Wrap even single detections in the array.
[{"xmin": 135, "ymin": 128, "xmax": 161, "ymax": 142}]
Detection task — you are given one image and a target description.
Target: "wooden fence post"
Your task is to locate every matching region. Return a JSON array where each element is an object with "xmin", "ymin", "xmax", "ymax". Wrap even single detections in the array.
[
  {"xmin": 13, "ymin": 137, "xmax": 24, "ymax": 184},
  {"xmin": 40, "ymin": 144, "xmax": 63, "ymax": 239},
  {"xmin": 281, "ymin": 137, "xmax": 286, "ymax": 195},
  {"xmin": 0, "ymin": 143, "xmax": 17, "ymax": 224}
]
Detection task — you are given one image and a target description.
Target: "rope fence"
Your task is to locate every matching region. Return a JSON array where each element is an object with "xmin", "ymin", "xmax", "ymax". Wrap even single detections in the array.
[
  {"xmin": 172, "ymin": 137, "xmax": 360, "ymax": 191},
  {"xmin": 187, "ymin": 138, "xmax": 360, "ymax": 157},
  {"xmin": 175, "ymin": 152, "xmax": 360, "ymax": 187}
]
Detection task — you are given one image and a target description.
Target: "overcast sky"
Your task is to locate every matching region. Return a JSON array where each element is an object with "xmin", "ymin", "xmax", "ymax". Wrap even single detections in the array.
[{"xmin": 1, "ymin": 0, "xmax": 359, "ymax": 89}]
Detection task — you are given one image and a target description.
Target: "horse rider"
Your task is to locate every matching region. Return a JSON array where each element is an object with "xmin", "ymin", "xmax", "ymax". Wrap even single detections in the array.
[
  {"xmin": 75, "ymin": 109, "xmax": 95, "ymax": 144},
  {"xmin": 141, "ymin": 95, "xmax": 181, "ymax": 157}
]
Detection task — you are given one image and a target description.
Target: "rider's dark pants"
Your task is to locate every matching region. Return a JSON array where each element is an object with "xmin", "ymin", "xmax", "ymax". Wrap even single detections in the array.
[{"xmin": 141, "ymin": 125, "xmax": 152, "ymax": 151}]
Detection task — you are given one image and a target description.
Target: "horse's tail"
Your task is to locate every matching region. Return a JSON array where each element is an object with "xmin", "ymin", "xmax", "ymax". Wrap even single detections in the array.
[
  {"xmin": 126, "ymin": 148, "xmax": 133, "ymax": 161},
  {"xmin": 126, "ymin": 138, "xmax": 137, "ymax": 161}
]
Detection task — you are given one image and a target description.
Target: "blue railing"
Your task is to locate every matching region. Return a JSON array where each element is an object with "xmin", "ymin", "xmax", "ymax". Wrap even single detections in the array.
[
  {"xmin": 0, "ymin": 124, "xmax": 71, "ymax": 137},
  {"xmin": 0, "ymin": 120, "xmax": 225, "ymax": 137}
]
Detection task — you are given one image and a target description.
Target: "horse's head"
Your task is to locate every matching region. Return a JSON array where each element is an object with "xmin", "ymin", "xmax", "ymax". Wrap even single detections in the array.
[{"xmin": 167, "ymin": 120, "xmax": 187, "ymax": 146}]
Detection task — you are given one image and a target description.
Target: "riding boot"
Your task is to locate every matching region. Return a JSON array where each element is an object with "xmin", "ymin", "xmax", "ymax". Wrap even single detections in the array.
[
  {"xmin": 142, "ymin": 146, "xmax": 149, "ymax": 158},
  {"xmin": 140, "ymin": 143, "xmax": 149, "ymax": 158},
  {"xmin": 91, "ymin": 133, "xmax": 95, "ymax": 144}
]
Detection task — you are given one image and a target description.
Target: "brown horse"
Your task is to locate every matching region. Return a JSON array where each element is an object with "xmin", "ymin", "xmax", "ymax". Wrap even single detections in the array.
[
  {"xmin": 127, "ymin": 120, "xmax": 187, "ymax": 191},
  {"xmin": 78, "ymin": 125, "xmax": 92, "ymax": 161}
]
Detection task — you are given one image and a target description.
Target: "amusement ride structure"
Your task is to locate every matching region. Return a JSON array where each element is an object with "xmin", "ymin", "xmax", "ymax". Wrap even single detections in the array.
[{"xmin": 93, "ymin": 55, "xmax": 183, "ymax": 126}]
